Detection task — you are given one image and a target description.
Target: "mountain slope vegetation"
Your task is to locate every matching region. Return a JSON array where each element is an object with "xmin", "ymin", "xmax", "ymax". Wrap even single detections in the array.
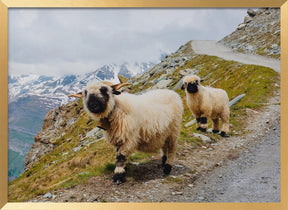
[{"xmin": 8, "ymin": 40, "xmax": 279, "ymax": 202}]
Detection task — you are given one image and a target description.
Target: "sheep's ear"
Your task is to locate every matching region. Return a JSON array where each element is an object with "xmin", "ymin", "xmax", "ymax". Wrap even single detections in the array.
[
  {"xmin": 111, "ymin": 82, "xmax": 131, "ymax": 90},
  {"xmin": 181, "ymin": 81, "xmax": 186, "ymax": 90},
  {"xmin": 112, "ymin": 89, "xmax": 121, "ymax": 95},
  {"xmin": 68, "ymin": 92, "xmax": 83, "ymax": 98}
]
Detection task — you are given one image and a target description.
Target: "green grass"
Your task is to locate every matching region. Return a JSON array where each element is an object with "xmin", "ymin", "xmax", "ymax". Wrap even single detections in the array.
[{"xmin": 129, "ymin": 152, "xmax": 152, "ymax": 163}]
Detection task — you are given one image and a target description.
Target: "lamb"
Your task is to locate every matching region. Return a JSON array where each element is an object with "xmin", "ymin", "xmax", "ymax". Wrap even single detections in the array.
[
  {"xmin": 181, "ymin": 75, "xmax": 230, "ymax": 137},
  {"xmin": 69, "ymin": 81, "xmax": 183, "ymax": 184}
]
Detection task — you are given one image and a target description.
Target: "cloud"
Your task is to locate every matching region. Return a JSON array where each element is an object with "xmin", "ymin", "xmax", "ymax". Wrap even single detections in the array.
[{"xmin": 8, "ymin": 8, "xmax": 247, "ymax": 76}]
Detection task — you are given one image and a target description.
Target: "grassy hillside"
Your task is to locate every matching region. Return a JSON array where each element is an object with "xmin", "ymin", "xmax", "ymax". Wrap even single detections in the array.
[{"xmin": 8, "ymin": 42, "xmax": 279, "ymax": 202}]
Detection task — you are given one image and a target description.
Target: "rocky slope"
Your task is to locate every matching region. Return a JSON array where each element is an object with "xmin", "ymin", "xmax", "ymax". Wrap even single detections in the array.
[{"xmin": 219, "ymin": 8, "xmax": 280, "ymax": 59}]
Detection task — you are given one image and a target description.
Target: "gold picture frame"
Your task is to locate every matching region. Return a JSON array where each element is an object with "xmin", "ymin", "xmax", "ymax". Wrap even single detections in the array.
[{"xmin": 1, "ymin": 0, "xmax": 287, "ymax": 209}]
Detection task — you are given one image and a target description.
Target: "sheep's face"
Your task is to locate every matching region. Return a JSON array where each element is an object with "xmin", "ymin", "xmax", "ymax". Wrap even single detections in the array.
[
  {"xmin": 84, "ymin": 83, "xmax": 114, "ymax": 115},
  {"xmin": 79, "ymin": 83, "xmax": 118, "ymax": 121},
  {"xmin": 182, "ymin": 75, "xmax": 202, "ymax": 94},
  {"xmin": 69, "ymin": 82, "xmax": 130, "ymax": 120}
]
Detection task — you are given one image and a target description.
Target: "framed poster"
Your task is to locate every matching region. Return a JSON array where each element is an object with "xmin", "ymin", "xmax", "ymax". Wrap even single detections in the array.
[{"xmin": 0, "ymin": 0, "xmax": 287, "ymax": 210}]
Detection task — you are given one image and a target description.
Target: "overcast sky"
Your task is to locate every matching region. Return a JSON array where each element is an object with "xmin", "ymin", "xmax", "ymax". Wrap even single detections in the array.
[{"xmin": 8, "ymin": 8, "xmax": 247, "ymax": 76}]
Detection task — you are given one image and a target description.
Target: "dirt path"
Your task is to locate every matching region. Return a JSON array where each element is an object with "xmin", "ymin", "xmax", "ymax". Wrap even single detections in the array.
[
  {"xmin": 177, "ymin": 107, "xmax": 280, "ymax": 202},
  {"xmin": 191, "ymin": 40, "xmax": 281, "ymax": 73}
]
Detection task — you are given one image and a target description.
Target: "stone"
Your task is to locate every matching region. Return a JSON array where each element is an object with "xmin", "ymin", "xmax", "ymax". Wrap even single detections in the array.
[
  {"xmin": 244, "ymin": 16, "xmax": 253, "ymax": 24},
  {"xmin": 274, "ymin": 29, "xmax": 280, "ymax": 35},
  {"xmin": 43, "ymin": 192, "xmax": 52, "ymax": 199},
  {"xmin": 198, "ymin": 196, "xmax": 205, "ymax": 200},
  {"xmin": 229, "ymin": 94, "xmax": 245, "ymax": 107},
  {"xmin": 253, "ymin": 24, "xmax": 260, "ymax": 30},
  {"xmin": 246, "ymin": 45, "xmax": 254, "ymax": 52},
  {"xmin": 159, "ymin": 76, "xmax": 167, "ymax": 81},
  {"xmin": 184, "ymin": 119, "xmax": 196, "ymax": 128},
  {"xmin": 175, "ymin": 164, "xmax": 184, "ymax": 168},
  {"xmin": 154, "ymin": 79, "xmax": 173, "ymax": 89},
  {"xmin": 85, "ymin": 127, "xmax": 101, "ymax": 138},
  {"xmin": 162, "ymin": 62, "xmax": 169, "ymax": 69},
  {"xmin": 247, "ymin": 9, "xmax": 256, "ymax": 17},
  {"xmin": 172, "ymin": 192, "xmax": 183, "ymax": 195},
  {"xmin": 179, "ymin": 68, "xmax": 198, "ymax": 77},
  {"xmin": 237, "ymin": 23, "xmax": 246, "ymax": 30},
  {"xmin": 172, "ymin": 79, "xmax": 184, "ymax": 91},
  {"xmin": 166, "ymin": 68, "xmax": 176, "ymax": 75},
  {"xmin": 193, "ymin": 133, "xmax": 211, "ymax": 143}
]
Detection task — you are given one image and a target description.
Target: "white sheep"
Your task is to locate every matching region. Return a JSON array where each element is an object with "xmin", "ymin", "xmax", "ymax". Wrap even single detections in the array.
[
  {"xmin": 69, "ymin": 81, "xmax": 183, "ymax": 184},
  {"xmin": 181, "ymin": 75, "xmax": 230, "ymax": 137}
]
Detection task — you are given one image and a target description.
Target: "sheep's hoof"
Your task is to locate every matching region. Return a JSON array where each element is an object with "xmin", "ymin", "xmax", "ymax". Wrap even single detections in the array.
[
  {"xmin": 162, "ymin": 156, "xmax": 167, "ymax": 166},
  {"xmin": 163, "ymin": 164, "xmax": 172, "ymax": 175},
  {"xmin": 196, "ymin": 127, "xmax": 201, "ymax": 131},
  {"xmin": 220, "ymin": 131, "xmax": 230, "ymax": 137},
  {"xmin": 200, "ymin": 127, "xmax": 207, "ymax": 132},
  {"xmin": 212, "ymin": 129, "xmax": 220, "ymax": 134},
  {"xmin": 113, "ymin": 173, "xmax": 125, "ymax": 184}
]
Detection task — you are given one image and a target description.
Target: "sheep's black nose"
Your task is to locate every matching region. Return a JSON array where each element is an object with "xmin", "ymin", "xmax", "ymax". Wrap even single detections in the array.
[
  {"xmin": 87, "ymin": 94, "xmax": 106, "ymax": 113},
  {"xmin": 187, "ymin": 83, "xmax": 198, "ymax": 93}
]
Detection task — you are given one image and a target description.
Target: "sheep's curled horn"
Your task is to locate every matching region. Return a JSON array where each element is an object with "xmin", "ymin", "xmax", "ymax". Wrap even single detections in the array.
[{"xmin": 68, "ymin": 82, "xmax": 131, "ymax": 98}]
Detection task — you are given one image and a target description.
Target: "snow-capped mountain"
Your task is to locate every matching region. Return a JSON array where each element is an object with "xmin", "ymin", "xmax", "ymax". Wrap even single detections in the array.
[{"xmin": 9, "ymin": 62, "xmax": 155, "ymax": 109}]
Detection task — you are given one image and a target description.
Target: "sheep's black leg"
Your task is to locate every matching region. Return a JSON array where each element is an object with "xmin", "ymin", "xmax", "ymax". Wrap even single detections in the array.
[
  {"xmin": 220, "ymin": 114, "xmax": 230, "ymax": 137},
  {"xmin": 162, "ymin": 136, "xmax": 176, "ymax": 175},
  {"xmin": 163, "ymin": 164, "xmax": 172, "ymax": 175},
  {"xmin": 161, "ymin": 143, "xmax": 168, "ymax": 166},
  {"xmin": 162, "ymin": 155, "xmax": 167, "ymax": 166},
  {"xmin": 113, "ymin": 154, "xmax": 126, "ymax": 184},
  {"xmin": 162, "ymin": 142, "xmax": 170, "ymax": 174},
  {"xmin": 196, "ymin": 117, "xmax": 201, "ymax": 130},
  {"xmin": 220, "ymin": 131, "xmax": 230, "ymax": 137},
  {"xmin": 212, "ymin": 118, "xmax": 220, "ymax": 133},
  {"xmin": 200, "ymin": 117, "xmax": 207, "ymax": 132},
  {"xmin": 162, "ymin": 153, "xmax": 172, "ymax": 174}
]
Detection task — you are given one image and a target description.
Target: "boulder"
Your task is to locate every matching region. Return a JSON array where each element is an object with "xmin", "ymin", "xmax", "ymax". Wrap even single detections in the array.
[
  {"xmin": 154, "ymin": 79, "xmax": 173, "ymax": 89},
  {"xmin": 43, "ymin": 192, "xmax": 52, "ymax": 199},
  {"xmin": 179, "ymin": 68, "xmax": 197, "ymax": 77},
  {"xmin": 193, "ymin": 133, "xmax": 211, "ymax": 143},
  {"xmin": 244, "ymin": 16, "xmax": 253, "ymax": 24},
  {"xmin": 247, "ymin": 9, "xmax": 256, "ymax": 17},
  {"xmin": 237, "ymin": 23, "xmax": 246, "ymax": 30}
]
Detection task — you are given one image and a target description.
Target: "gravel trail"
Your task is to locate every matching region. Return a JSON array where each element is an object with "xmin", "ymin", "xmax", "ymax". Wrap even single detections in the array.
[
  {"xmin": 191, "ymin": 40, "xmax": 280, "ymax": 73},
  {"xmin": 180, "ymin": 114, "xmax": 280, "ymax": 202}
]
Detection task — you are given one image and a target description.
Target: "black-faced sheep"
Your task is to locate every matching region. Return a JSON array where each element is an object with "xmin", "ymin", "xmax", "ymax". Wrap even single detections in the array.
[
  {"xmin": 181, "ymin": 75, "xmax": 230, "ymax": 137},
  {"xmin": 69, "ymin": 81, "xmax": 183, "ymax": 184}
]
